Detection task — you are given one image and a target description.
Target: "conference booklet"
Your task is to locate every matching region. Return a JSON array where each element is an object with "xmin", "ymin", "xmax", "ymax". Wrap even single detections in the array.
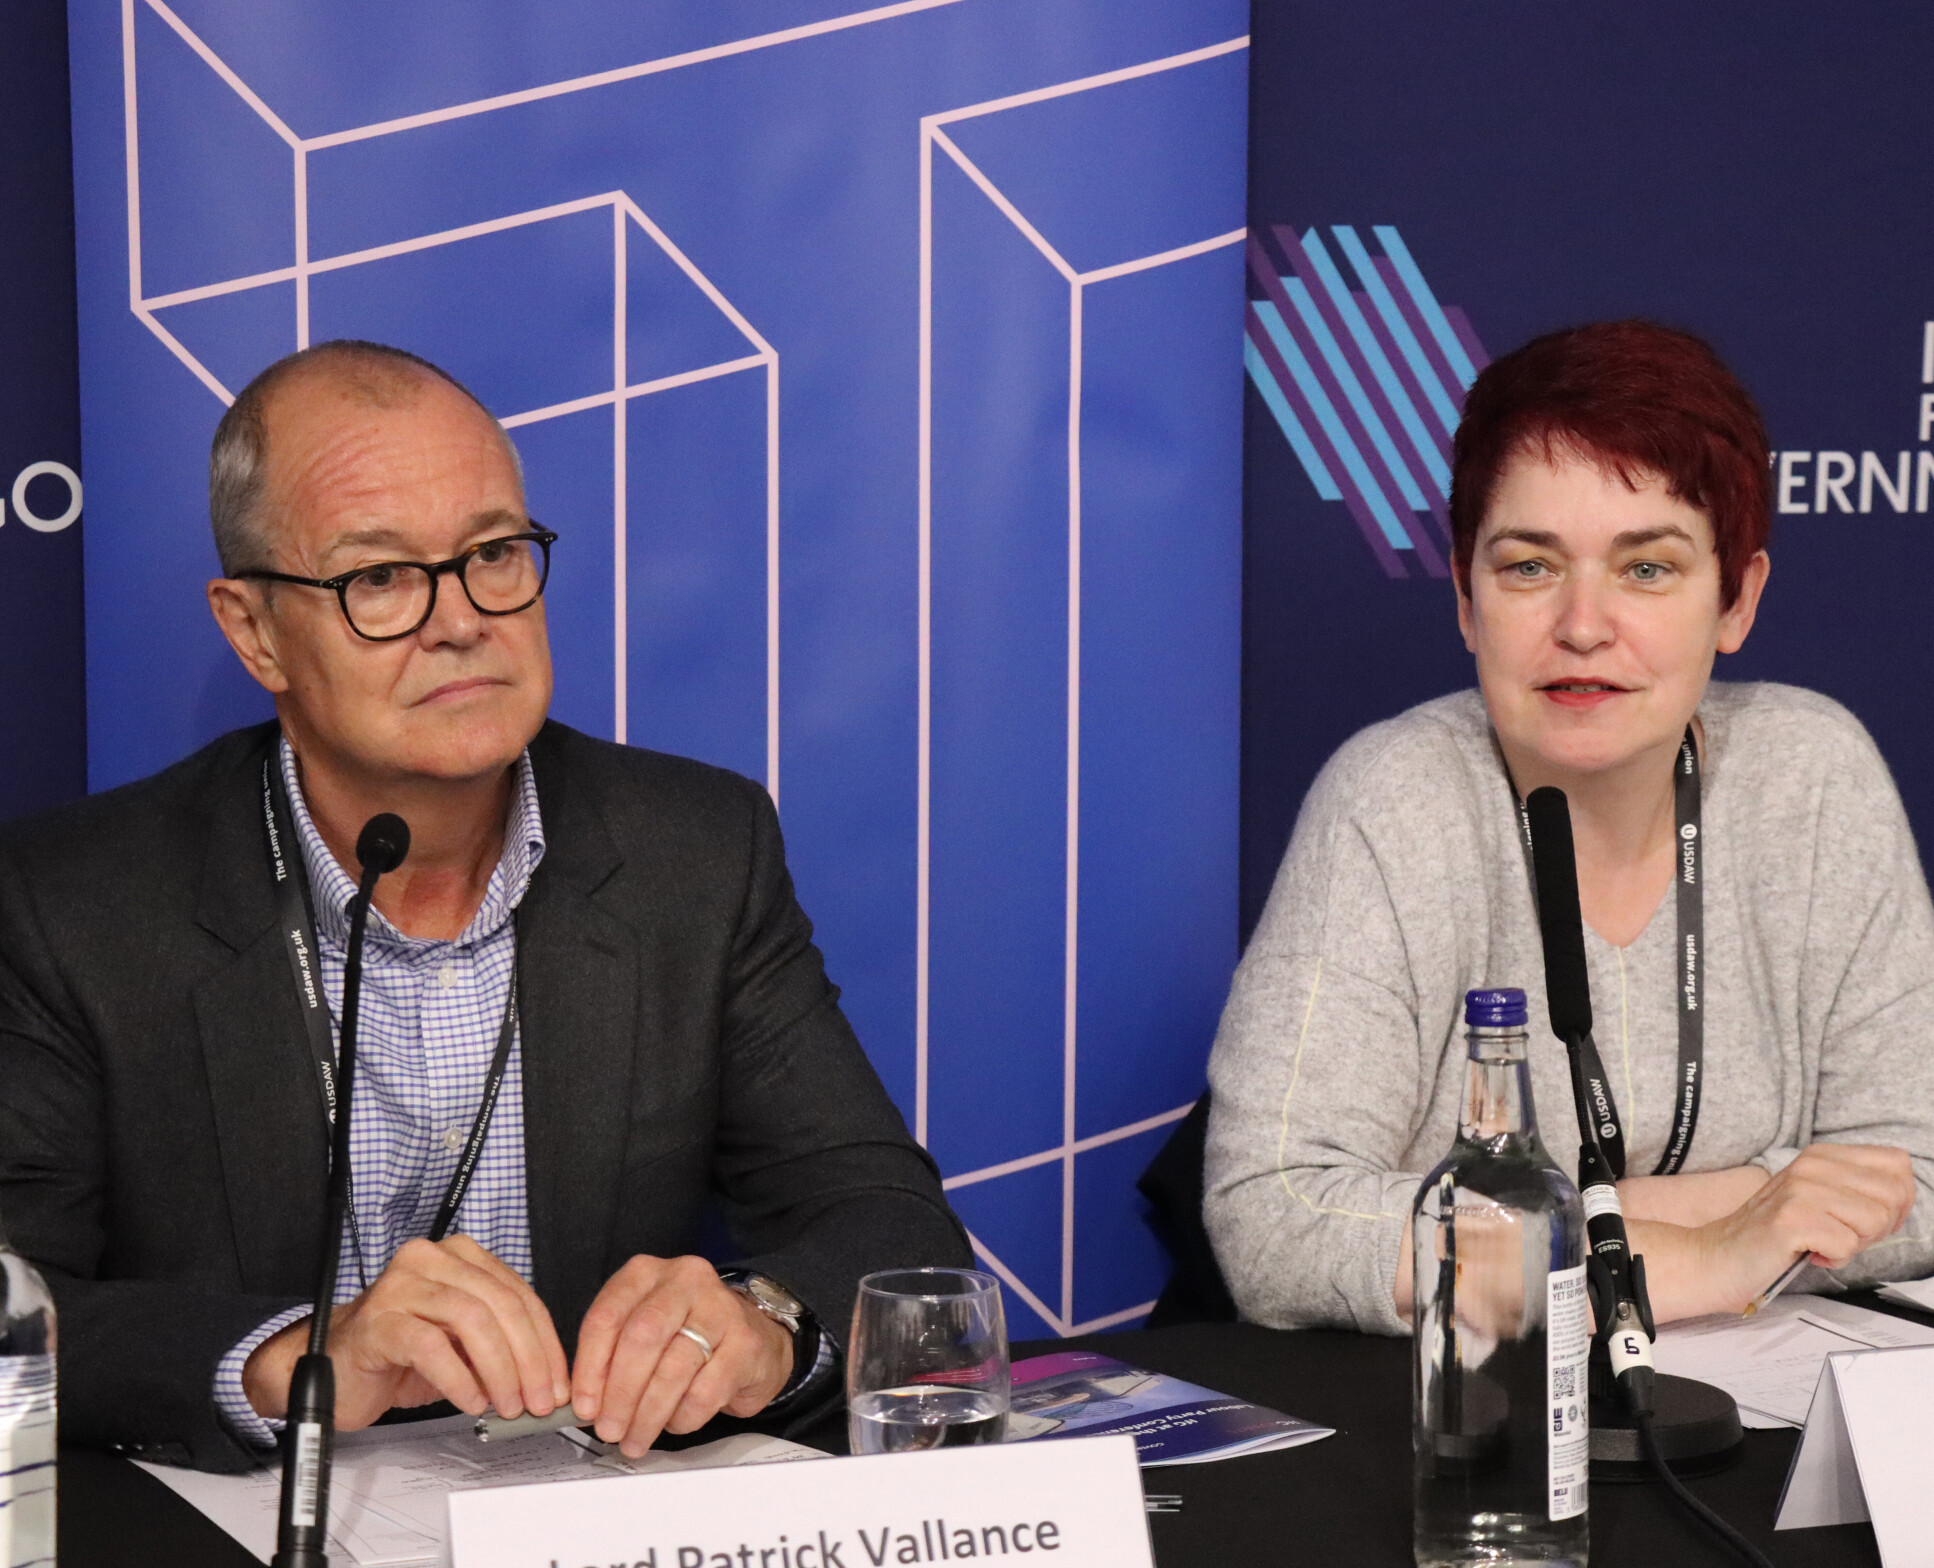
[{"xmin": 1004, "ymin": 1349, "xmax": 1332, "ymax": 1465}]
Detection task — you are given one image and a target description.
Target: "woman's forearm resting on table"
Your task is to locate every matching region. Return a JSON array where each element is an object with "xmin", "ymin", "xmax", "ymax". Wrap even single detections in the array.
[
  {"xmin": 1390, "ymin": 1147, "xmax": 1919, "ymax": 1326},
  {"xmin": 1616, "ymin": 1164, "xmax": 1770, "ymax": 1229}
]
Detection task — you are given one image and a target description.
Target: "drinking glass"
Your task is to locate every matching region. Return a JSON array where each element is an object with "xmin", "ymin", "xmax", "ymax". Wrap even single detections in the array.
[{"xmin": 847, "ymin": 1268, "xmax": 1009, "ymax": 1454}]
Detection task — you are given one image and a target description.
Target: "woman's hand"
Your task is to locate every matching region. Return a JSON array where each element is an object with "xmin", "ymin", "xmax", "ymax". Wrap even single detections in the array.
[{"xmin": 1627, "ymin": 1143, "xmax": 1916, "ymax": 1322}]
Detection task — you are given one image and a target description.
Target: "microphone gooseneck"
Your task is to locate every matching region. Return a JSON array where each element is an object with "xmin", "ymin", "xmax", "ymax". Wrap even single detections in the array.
[
  {"xmin": 272, "ymin": 814, "xmax": 409, "ymax": 1568},
  {"xmin": 1524, "ymin": 785, "xmax": 1753, "ymax": 1559},
  {"xmin": 1521, "ymin": 787, "xmax": 1655, "ymax": 1409}
]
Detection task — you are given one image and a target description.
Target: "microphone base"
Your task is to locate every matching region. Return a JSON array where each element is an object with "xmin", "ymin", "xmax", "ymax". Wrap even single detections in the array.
[
  {"xmin": 270, "ymin": 1553, "xmax": 331, "ymax": 1568},
  {"xmin": 1588, "ymin": 1373, "xmax": 1742, "ymax": 1482}
]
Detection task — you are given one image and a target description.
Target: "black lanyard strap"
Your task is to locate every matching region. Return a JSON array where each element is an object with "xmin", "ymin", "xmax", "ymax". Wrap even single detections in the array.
[
  {"xmin": 1514, "ymin": 724, "xmax": 1704, "ymax": 1179},
  {"xmin": 261, "ymin": 749, "xmax": 520, "ymax": 1282},
  {"xmin": 264, "ymin": 755, "xmax": 370, "ymax": 1291},
  {"xmin": 1657, "ymin": 727, "xmax": 1704, "ymax": 1175},
  {"xmin": 428, "ymin": 960, "xmax": 520, "ymax": 1244}
]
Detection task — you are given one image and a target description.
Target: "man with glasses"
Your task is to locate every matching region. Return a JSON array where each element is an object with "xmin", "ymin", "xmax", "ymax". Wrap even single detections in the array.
[{"xmin": 0, "ymin": 340, "xmax": 968, "ymax": 1472}]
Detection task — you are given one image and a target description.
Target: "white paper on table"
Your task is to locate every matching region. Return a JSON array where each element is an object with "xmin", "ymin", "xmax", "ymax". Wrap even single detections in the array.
[
  {"xmin": 1649, "ymin": 1294, "xmax": 1934, "ymax": 1428},
  {"xmin": 1876, "ymin": 1275, "xmax": 1934, "ymax": 1315},
  {"xmin": 137, "ymin": 1413, "xmax": 827, "ymax": 1567},
  {"xmin": 1777, "ymin": 1343, "xmax": 1934, "ymax": 1568}
]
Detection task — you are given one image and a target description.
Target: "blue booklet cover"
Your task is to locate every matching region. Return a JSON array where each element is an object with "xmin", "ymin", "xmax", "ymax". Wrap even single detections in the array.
[{"xmin": 1004, "ymin": 1350, "xmax": 1333, "ymax": 1466}]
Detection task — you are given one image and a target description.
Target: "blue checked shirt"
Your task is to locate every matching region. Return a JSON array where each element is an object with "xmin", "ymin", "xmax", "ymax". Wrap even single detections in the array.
[
  {"xmin": 214, "ymin": 741, "xmax": 832, "ymax": 1447},
  {"xmin": 213, "ymin": 740, "xmax": 543, "ymax": 1447}
]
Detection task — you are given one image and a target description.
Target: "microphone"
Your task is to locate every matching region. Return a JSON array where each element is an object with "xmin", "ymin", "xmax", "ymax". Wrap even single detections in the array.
[
  {"xmin": 1523, "ymin": 789, "xmax": 1592, "ymax": 1045},
  {"xmin": 273, "ymin": 814, "xmax": 410, "ymax": 1568},
  {"xmin": 1521, "ymin": 787, "xmax": 1654, "ymax": 1415},
  {"xmin": 356, "ymin": 814, "xmax": 411, "ymax": 875},
  {"xmin": 1524, "ymin": 790, "xmax": 1624, "ymax": 1175}
]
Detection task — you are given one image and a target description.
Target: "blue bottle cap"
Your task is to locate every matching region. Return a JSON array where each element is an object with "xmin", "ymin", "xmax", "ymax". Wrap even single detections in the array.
[{"xmin": 1465, "ymin": 988, "xmax": 1528, "ymax": 1028}]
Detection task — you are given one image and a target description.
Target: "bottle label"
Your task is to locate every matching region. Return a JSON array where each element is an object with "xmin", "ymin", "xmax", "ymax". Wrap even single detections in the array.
[
  {"xmin": 1546, "ymin": 1264, "xmax": 1589, "ymax": 1522},
  {"xmin": 0, "ymin": 1355, "xmax": 56, "ymax": 1567}
]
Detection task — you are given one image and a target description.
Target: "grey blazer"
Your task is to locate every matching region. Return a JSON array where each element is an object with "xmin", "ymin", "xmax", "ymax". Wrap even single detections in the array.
[{"xmin": 0, "ymin": 720, "xmax": 967, "ymax": 1471}]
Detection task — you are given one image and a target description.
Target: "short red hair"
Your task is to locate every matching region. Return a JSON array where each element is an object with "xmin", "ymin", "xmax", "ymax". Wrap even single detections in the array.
[{"xmin": 1449, "ymin": 320, "xmax": 1771, "ymax": 608}]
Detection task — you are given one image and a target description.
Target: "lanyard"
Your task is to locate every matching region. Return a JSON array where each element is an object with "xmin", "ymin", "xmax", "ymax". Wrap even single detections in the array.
[
  {"xmin": 1514, "ymin": 725, "xmax": 1703, "ymax": 1179},
  {"xmin": 260, "ymin": 751, "xmax": 520, "ymax": 1284}
]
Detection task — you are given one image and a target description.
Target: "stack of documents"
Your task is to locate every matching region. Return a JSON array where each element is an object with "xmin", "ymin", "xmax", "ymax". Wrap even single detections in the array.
[
  {"xmin": 139, "ymin": 1415, "xmax": 824, "ymax": 1567},
  {"xmin": 1651, "ymin": 1295, "xmax": 1934, "ymax": 1428},
  {"xmin": 1005, "ymin": 1349, "xmax": 1332, "ymax": 1464}
]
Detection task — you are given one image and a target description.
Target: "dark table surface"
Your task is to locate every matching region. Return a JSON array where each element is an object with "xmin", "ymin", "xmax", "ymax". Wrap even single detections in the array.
[{"xmin": 59, "ymin": 1312, "xmax": 1908, "ymax": 1567}]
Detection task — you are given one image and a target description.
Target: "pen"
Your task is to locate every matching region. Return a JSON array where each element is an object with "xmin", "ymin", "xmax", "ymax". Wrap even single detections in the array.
[
  {"xmin": 1741, "ymin": 1255, "xmax": 1810, "ymax": 1317},
  {"xmin": 475, "ymin": 1406, "xmax": 589, "ymax": 1442}
]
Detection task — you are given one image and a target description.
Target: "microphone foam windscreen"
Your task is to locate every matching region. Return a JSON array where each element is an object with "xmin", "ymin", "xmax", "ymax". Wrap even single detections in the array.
[
  {"xmin": 356, "ymin": 813, "xmax": 411, "ymax": 874},
  {"xmin": 1523, "ymin": 787, "xmax": 1593, "ymax": 1042}
]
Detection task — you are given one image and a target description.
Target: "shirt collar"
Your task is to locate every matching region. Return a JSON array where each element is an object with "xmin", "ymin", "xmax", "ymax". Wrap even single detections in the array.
[{"xmin": 280, "ymin": 737, "xmax": 547, "ymax": 950}]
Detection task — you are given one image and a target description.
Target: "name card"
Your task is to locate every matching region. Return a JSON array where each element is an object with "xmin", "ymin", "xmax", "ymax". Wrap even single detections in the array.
[
  {"xmin": 445, "ymin": 1434, "xmax": 1153, "ymax": 1568},
  {"xmin": 1777, "ymin": 1343, "xmax": 1934, "ymax": 1567}
]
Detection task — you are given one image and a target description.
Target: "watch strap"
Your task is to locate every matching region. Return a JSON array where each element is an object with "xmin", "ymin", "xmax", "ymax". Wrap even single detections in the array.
[{"xmin": 720, "ymin": 1271, "xmax": 820, "ymax": 1403}]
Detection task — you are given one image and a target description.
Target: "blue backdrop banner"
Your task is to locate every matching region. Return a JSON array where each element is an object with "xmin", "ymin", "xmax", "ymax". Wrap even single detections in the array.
[
  {"xmin": 1243, "ymin": 1, "xmax": 1934, "ymax": 941},
  {"xmin": 68, "ymin": 0, "xmax": 1250, "ymax": 1337},
  {"xmin": 2, "ymin": 0, "xmax": 86, "ymax": 822}
]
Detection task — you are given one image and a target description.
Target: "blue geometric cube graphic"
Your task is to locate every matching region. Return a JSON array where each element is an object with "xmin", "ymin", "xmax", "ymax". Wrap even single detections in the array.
[
  {"xmin": 74, "ymin": 0, "xmax": 1249, "ymax": 1344},
  {"xmin": 922, "ymin": 41, "xmax": 1246, "ymax": 1335},
  {"xmin": 125, "ymin": 1, "xmax": 777, "ymax": 784}
]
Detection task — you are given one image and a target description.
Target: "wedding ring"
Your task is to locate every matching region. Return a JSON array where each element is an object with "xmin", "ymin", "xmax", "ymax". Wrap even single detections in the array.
[{"xmin": 676, "ymin": 1324, "xmax": 716, "ymax": 1363}]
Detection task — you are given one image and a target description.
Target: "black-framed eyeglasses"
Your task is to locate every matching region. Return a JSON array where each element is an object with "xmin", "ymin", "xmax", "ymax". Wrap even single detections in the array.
[{"xmin": 236, "ymin": 527, "xmax": 558, "ymax": 642}]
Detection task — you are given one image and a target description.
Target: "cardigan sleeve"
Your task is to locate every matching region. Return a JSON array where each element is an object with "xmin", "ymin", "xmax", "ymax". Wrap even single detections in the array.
[
  {"xmin": 1204, "ymin": 720, "xmax": 1476, "ymax": 1336},
  {"xmin": 1790, "ymin": 706, "xmax": 1934, "ymax": 1289}
]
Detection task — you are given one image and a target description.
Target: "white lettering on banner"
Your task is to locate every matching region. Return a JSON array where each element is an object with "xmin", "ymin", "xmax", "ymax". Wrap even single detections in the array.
[
  {"xmin": 1773, "ymin": 450, "xmax": 1934, "ymax": 514},
  {"xmin": 1860, "ymin": 451, "xmax": 1910, "ymax": 513},
  {"xmin": 1777, "ymin": 451, "xmax": 1812, "ymax": 514},
  {"xmin": 1773, "ymin": 322, "xmax": 1934, "ymax": 517},
  {"xmin": 8, "ymin": 461, "xmax": 82, "ymax": 533},
  {"xmin": 447, "ymin": 1435, "xmax": 1151, "ymax": 1568},
  {"xmin": 1815, "ymin": 451, "xmax": 1855, "ymax": 513}
]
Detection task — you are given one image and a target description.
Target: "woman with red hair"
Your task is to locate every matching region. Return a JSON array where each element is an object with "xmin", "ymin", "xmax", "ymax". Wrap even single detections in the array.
[{"xmin": 1205, "ymin": 320, "xmax": 1932, "ymax": 1333}]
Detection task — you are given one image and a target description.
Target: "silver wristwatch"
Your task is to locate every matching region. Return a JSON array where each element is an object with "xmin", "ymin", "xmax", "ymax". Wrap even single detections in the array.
[
  {"xmin": 723, "ymin": 1272, "xmax": 820, "ymax": 1402},
  {"xmin": 725, "ymin": 1273, "xmax": 806, "ymax": 1335}
]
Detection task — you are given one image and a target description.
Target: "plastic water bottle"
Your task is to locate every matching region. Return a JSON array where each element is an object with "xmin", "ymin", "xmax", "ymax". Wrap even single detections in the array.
[
  {"xmin": 0, "ymin": 1224, "xmax": 55, "ymax": 1568},
  {"xmin": 1412, "ymin": 988, "xmax": 1589, "ymax": 1567}
]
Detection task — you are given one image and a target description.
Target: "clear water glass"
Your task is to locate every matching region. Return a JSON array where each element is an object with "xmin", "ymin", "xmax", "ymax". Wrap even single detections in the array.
[
  {"xmin": 847, "ymin": 1268, "xmax": 1009, "ymax": 1455},
  {"xmin": 0, "ymin": 1243, "xmax": 55, "ymax": 1568}
]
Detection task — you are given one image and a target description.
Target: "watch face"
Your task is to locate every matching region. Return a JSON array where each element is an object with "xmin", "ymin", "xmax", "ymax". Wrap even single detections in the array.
[{"xmin": 747, "ymin": 1276, "xmax": 805, "ymax": 1317}]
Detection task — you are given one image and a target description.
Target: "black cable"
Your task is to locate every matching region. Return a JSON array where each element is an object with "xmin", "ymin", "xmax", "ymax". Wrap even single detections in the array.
[{"xmin": 1634, "ymin": 1412, "xmax": 1776, "ymax": 1568}]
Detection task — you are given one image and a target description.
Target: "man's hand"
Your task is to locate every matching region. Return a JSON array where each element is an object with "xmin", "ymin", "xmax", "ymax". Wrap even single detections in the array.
[
  {"xmin": 242, "ymin": 1236, "xmax": 571, "ymax": 1431},
  {"xmin": 570, "ymin": 1256, "xmax": 795, "ymax": 1458},
  {"xmin": 1628, "ymin": 1143, "xmax": 1917, "ymax": 1321}
]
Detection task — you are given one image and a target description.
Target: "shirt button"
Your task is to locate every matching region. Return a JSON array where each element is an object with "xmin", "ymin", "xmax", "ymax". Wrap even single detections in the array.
[
  {"xmin": 441, "ymin": 1127, "xmax": 465, "ymax": 1153},
  {"xmin": 437, "ymin": 962, "xmax": 456, "ymax": 989}
]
